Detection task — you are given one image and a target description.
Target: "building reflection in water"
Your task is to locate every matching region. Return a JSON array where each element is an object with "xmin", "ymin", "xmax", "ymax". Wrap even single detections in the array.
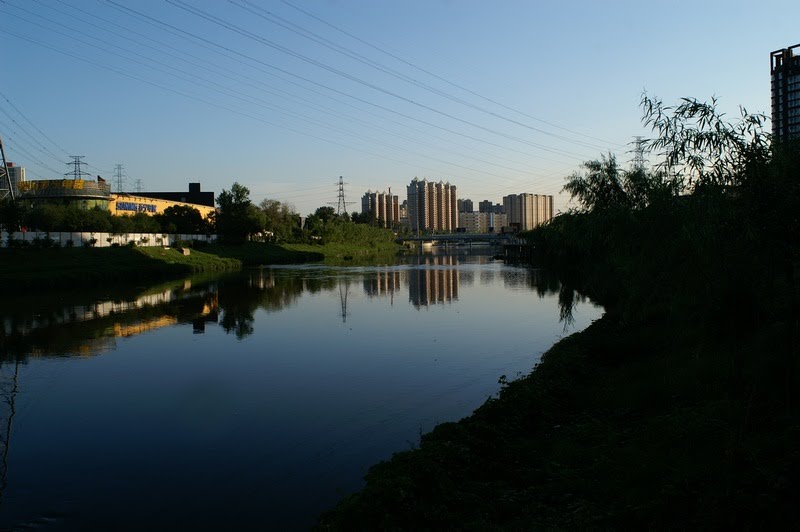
[
  {"xmin": 363, "ymin": 269, "xmax": 402, "ymax": 303},
  {"xmin": 407, "ymin": 255, "xmax": 459, "ymax": 309},
  {"xmin": 1, "ymin": 279, "xmax": 219, "ymax": 359}
]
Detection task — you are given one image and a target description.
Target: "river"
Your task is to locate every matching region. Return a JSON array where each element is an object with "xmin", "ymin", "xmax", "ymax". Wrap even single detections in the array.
[{"xmin": 0, "ymin": 250, "xmax": 601, "ymax": 530}]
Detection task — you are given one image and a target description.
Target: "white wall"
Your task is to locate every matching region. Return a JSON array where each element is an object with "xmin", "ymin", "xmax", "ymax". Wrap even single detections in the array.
[{"xmin": 0, "ymin": 231, "xmax": 218, "ymax": 248}]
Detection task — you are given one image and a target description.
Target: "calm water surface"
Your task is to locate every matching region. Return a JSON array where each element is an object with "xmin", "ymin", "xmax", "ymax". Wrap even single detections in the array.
[{"xmin": 0, "ymin": 251, "xmax": 601, "ymax": 530}]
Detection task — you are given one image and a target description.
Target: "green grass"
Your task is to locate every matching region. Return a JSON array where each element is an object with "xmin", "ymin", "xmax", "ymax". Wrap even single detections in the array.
[{"xmin": 0, "ymin": 241, "xmax": 397, "ymax": 290}]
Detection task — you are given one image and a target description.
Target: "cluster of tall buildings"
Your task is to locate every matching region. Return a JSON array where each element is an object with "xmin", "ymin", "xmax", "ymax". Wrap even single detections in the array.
[
  {"xmin": 405, "ymin": 178, "xmax": 459, "ymax": 233},
  {"xmin": 360, "ymin": 178, "xmax": 553, "ymax": 234},
  {"xmin": 360, "ymin": 190, "xmax": 400, "ymax": 228}
]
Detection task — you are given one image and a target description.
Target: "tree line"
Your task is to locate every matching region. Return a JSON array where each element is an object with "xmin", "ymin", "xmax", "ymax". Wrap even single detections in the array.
[{"xmin": 0, "ymin": 181, "xmax": 397, "ymax": 247}]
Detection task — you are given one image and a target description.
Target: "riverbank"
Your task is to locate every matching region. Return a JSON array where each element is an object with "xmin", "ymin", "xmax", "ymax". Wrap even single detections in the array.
[
  {"xmin": 0, "ymin": 241, "xmax": 398, "ymax": 290},
  {"xmin": 319, "ymin": 307, "xmax": 799, "ymax": 529}
]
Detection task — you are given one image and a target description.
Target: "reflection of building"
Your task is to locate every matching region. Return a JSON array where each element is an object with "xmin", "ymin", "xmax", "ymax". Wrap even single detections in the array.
[
  {"xmin": 1, "ymin": 281, "xmax": 218, "ymax": 357},
  {"xmin": 363, "ymin": 270, "xmax": 402, "ymax": 299},
  {"xmin": 407, "ymin": 178, "xmax": 457, "ymax": 233},
  {"xmin": 361, "ymin": 190, "xmax": 400, "ymax": 227},
  {"xmin": 502, "ymin": 193, "xmax": 554, "ymax": 231},
  {"xmin": 407, "ymin": 255, "xmax": 459, "ymax": 309},
  {"xmin": 771, "ymin": 44, "xmax": 800, "ymax": 141}
]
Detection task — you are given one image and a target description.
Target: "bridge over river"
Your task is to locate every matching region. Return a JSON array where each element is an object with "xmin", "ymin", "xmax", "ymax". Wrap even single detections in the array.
[
  {"xmin": 398, "ymin": 233, "xmax": 532, "ymax": 261},
  {"xmin": 398, "ymin": 233, "xmax": 520, "ymax": 245}
]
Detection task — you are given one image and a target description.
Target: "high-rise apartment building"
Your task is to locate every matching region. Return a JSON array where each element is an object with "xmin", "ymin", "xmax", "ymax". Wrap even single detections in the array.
[
  {"xmin": 502, "ymin": 193, "xmax": 554, "ymax": 231},
  {"xmin": 406, "ymin": 178, "xmax": 457, "ymax": 233},
  {"xmin": 4, "ymin": 162, "xmax": 25, "ymax": 197},
  {"xmin": 361, "ymin": 189, "xmax": 400, "ymax": 228},
  {"xmin": 771, "ymin": 44, "xmax": 800, "ymax": 141},
  {"xmin": 458, "ymin": 212, "xmax": 507, "ymax": 233},
  {"xmin": 457, "ymin": 198, "xmax": 473, "ymax": 213}
]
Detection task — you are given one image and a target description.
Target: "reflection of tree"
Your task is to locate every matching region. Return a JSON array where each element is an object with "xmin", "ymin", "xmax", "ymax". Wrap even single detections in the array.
[
  {"xmin": 501, "ymin": 268, "xmax": 561, "ymax": 297},
  {"xmin": 216, "ymin": 269, "xmax": 334, "ymax": 338}
]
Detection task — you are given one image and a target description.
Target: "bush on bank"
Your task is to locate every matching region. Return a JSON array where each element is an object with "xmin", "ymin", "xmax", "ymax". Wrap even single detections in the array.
[{"xmin": 318, "ymin": 96, "xmax": 800, "ymax": 529}]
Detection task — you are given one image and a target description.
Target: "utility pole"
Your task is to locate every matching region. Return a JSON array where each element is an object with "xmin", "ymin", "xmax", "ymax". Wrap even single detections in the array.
[
  {"xmin": 329, "ymin": 176, "xmax": 354, "ymax": 216},
  {"xmin": 65, "ymin": 156, "xmax": 91, "ymax": 180},
  {"xmin": 0, "ymin": 133, "xmax": 14, "ymax": 201}
]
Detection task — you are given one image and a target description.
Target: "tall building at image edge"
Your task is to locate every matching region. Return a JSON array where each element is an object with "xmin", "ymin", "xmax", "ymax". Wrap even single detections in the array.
[
  {"xmin": 771, "ymin": 44, "xmax": 800, "ymax": 141},
  {"xmin": 406, "ymin": 178, "xmax": 457, "ymax": 233}
]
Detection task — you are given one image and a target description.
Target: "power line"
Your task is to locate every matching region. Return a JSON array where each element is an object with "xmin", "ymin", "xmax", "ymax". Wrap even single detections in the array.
[
  {"xmin": 234, "ymin": 0, "xmax": 615, "ymax": 152},
  {"xmin": 278, "ymin": 0, "xmax": 625, "ymax": 148},
  {"xmin": 1, "ymin": 3, "xmax": 563, "ymax": 182},
  {"xmin": 95, "ymin": 0, "xmax": 594, "ymax": 167},
  {"xmin": 0, "ymin": 89, "xmax": 71, "ymax": 156},
  {"xmin": 165, "ymin": 0, "xmax": 594, "ymax": 161}
]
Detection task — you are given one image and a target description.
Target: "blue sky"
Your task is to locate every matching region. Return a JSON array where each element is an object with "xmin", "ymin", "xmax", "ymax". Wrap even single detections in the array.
[{"xmin": 1, "ymin": 0, "xmax": 796, "ymax": 215}]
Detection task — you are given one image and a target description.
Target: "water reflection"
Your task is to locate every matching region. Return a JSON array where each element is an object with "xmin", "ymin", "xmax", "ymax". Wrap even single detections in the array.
[
  {"xmin": 407, "ymin": 255, "xmax": 459, "ymax": 309},
  {"xmin": 0, "ymin": 253, "xmax": 575, "ymax": 358},
  {"xmin": 0, "ymin": 278, "xmax": 220, "ymax": 358},
  {"xmin": 0, "ymin": 251, "xmax": 601, "ymax": 531}
]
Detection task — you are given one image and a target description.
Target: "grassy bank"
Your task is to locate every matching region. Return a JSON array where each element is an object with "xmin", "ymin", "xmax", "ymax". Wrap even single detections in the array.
[
  {"xmin": 0, "ymin": 241, "xmax": 397, "ymax": 290},
  {"xmin": 320, "ymin": 312, "xmax": 799, "ymax": 529}
]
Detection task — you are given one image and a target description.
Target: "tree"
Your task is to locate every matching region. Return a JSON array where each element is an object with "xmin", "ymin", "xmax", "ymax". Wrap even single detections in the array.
[
  {"xmin": 158, "ymin": 205, "xmax": 209, "ymax": 234},
  {"xmin": 259, "ymin": 198, "xmax": 298, "ymax": 242},
  {"xmin": 216, "ymin": 182, "xmax": 265, "ymax": 243},
  {"xmin": 563, "ymin": 154, "xmax": 674, "ymax": 213},
  {"xmin": 641, "ymin": 94, "xmax": 771, "ymax": 192},
  {"xmin": 0, "ymin": 199, "xmax": 25, "ymax": 232},
  {"xmin": 313, "ymin": 206, "xmax": 336, "ymax": 223}
]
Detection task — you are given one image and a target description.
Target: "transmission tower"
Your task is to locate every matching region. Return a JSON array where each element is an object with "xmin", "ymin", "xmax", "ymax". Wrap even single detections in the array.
[
  {"xmin": 65, "ymin": 156, "xmax": 92, "ymax": 180},
  {"xmin": 114, "ymin": 164, "xmax": 126, "ymax": 193},
  {"xmin": 134, "ymin": 179, "xmax": 143, "ymax": 193},
  {"xmin": 0, "ymin": 133, "xmax": 14, "ymax": 201},
  {"xmin": 631, "ymin": 136, "xmax": 647, "ymax": 171},
  {"xmin": 329, "ymin": 176, "xmax": 354, "ymax": 215}
]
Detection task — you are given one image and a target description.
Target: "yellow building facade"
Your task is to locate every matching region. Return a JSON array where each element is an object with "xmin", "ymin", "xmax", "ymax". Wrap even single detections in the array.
[{"xmin": 109, "ymin": 193, "xmax": 216, "ymax": 218}]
